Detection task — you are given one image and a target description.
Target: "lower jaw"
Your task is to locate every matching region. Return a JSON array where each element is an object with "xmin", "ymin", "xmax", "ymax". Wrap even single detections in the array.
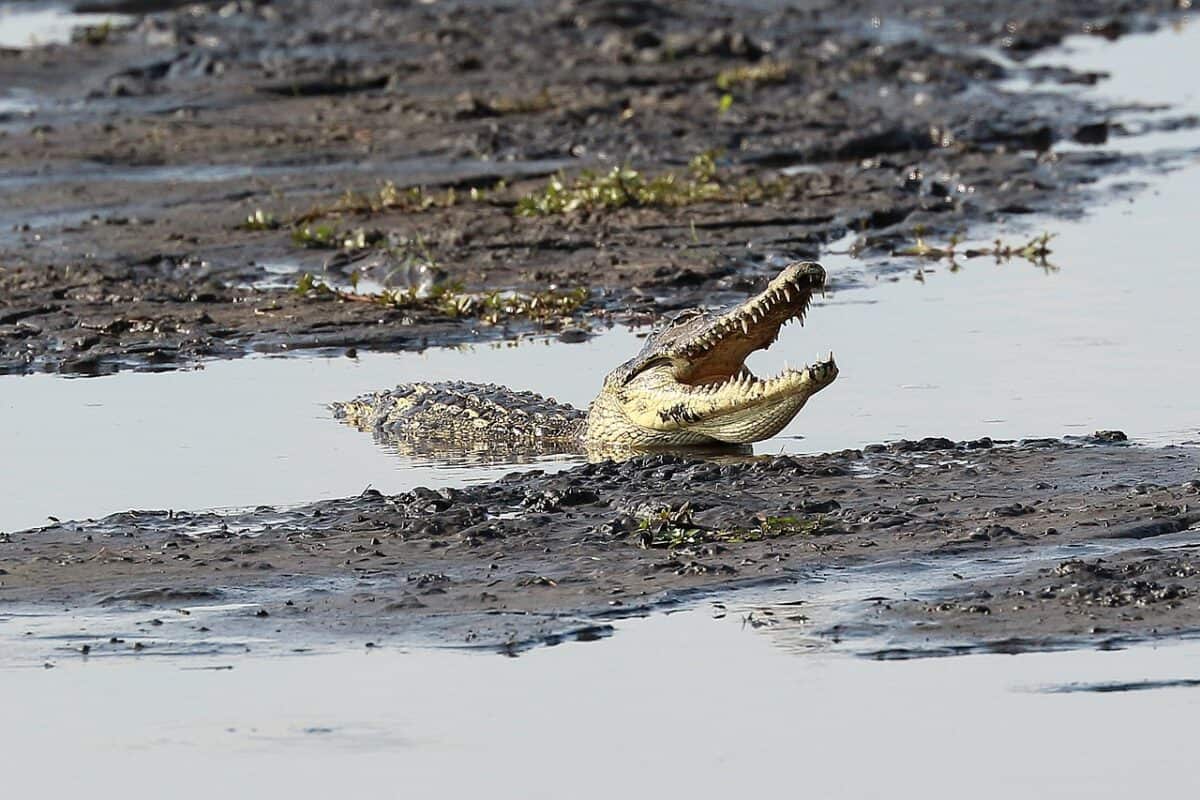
[{"xmin": 685, "ymin": 393, "xmax": 812, "ymax": 444}]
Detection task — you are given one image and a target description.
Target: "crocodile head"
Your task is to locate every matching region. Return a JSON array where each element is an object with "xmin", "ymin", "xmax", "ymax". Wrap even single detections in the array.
[{"xmin": 585, "ymin": 261, "xmax": 837, "ymax": 447}]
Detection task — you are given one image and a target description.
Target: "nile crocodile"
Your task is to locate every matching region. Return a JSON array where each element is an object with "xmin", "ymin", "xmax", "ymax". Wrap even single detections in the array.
[{"xmin": 333, "ymin": 261, "xmax": 837, "ymax": 455}]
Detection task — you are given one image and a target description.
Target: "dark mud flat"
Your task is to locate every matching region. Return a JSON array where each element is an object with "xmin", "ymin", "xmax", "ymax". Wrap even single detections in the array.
[
  {"xmin": 2, "ymin": 438, "xmax": 1198, "ymax": 653},
  {"xmin": 2, "ymin": 0, "xmax": 1195, "ymax": 374}
]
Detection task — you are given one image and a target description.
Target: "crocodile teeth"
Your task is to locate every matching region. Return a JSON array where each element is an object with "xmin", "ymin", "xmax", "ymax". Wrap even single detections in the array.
[{"xmin": 740, "ymin": 319, "xmax": 750, "ymax": 335}]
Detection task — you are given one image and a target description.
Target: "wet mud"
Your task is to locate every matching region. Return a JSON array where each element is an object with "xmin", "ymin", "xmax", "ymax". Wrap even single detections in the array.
[
  {"xmin": 3, "ymin": 438, "xmax": 1199, "ymax": 654},
  {"xmin": 2, "ymin": 0, "xmax": 1195, "ymax": 374},
  {"xmin": 872, "ymin": 533, "xmax": 1200, "ymax": 657}
]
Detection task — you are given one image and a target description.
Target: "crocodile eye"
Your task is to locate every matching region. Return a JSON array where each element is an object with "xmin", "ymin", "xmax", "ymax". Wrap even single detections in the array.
[{"xmin": 667, "ymin": 309, "xmax": 703, "ymax": 326}]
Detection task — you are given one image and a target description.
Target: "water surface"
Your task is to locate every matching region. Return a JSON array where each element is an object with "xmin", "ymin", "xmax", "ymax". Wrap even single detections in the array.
[{"xmin": 4, "ymin": 607, "xmax": 1200, "ymax": 797}]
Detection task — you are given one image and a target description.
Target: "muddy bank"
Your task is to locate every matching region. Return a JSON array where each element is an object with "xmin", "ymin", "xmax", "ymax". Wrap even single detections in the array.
[
  {"xmin": 2, "ymin": 437, "xmax": 1198, "ymax": 654},
  {"xmin": 0, "ymin": 257, "xmax": 603, "ymax": 375},
  {"xmin": 2, "ymin": 0, "xmax": 1195, "ymax": 374}
]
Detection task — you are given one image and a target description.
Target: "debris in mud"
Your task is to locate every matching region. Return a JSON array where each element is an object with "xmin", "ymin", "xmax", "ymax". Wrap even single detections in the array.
[
  {"xmin": 0, "ymin": 260, "xmax": 597, "ymax": 375},
  {"xmin": 292, "ymin": 272, "xmax": 591, "ymax": 326},
  {"xmin": 891, "ymin": 230, "xmax": 1056, "ymax": 267}
]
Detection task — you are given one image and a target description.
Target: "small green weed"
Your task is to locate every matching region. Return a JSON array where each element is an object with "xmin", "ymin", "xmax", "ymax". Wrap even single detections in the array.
[
  {"xmin": 293, "ymin": 181, "xmax": 488, "ymax": 226},
  {"xmin": 240, "ymin": 209, "xmax": 280, "ymax": 231},
  {"xmin": 632, "ymin": 504, "xmax": 825, "ymax": 549},
  {"xmin": 516, "ymin": 151, "xmax": 797, "ymax": 216},
  {"xmin": 291, "ymin": 272, "xmax": 588, "ymax": 325},
  {"xmin": 715, "ymin": 61, "xmax": 790, "ymax": 91}
]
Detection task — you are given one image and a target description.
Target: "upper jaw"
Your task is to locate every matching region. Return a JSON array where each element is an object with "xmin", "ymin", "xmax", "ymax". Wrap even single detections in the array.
[{"xmin": 672, "ymin": 261, "xmax": 827, "ymax": 384}]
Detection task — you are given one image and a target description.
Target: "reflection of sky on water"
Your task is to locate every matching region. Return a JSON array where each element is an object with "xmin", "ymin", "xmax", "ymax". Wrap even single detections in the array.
[{"xmin": 5, "ymin": 604, "xmax": 1200, "ymax": 797}]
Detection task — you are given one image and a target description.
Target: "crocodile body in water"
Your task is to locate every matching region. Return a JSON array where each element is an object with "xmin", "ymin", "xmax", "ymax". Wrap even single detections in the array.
[{"xmin": 333, "ymin": 262, "xmax": 838, "ymax": 455}]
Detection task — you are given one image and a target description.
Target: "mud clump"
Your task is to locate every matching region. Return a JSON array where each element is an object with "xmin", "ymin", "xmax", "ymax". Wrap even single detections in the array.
[{"xmin": 883, "ymin": 545, "xmax": 1200, "ymax": 656}]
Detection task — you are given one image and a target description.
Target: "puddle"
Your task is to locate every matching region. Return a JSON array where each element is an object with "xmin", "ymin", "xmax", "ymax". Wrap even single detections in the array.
[{"xmin": 0, "ymin": 3, "xmax": 130, "ymax": 49}]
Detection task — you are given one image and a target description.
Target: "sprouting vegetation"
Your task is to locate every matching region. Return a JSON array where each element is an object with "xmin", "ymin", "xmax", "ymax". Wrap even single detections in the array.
[
  {"xmin": 73, "ymin": 20, "xmax": 115, "ymax": 46},
  {"xmin": 292, "ymin": 271, "xmax": 589, "ymax": 325},
  {"xmin": 290, "ymin": 224, "xmax": 396, "ymax": 251},
  {"xmin": 292, "ymin": 180, "xmax": 495, "ymax": 227},
  {"xmin": 894, "ymin": 230, "xmax": 1056, "ymax": 267},
  {"xmin": 631, "ymin": 503, "xmax": 826, "ymax": 550},
  {"xmin": 245, "ymin": 149, "xmax": 804, "ymax": 234},
  {"xmin": 516, "ymin": 151, "xmax": 791, "ymax": 216},
  {"xmin": 715, "ymin": 60, "xmax": 790, "ymax": 91},
  {"xmin": 291, "ymin": 223, "xmax": 340, "ymax": 249},
  {"xmin": 240, "ymin": 209, "xmax": 280, "ymax": 231}
]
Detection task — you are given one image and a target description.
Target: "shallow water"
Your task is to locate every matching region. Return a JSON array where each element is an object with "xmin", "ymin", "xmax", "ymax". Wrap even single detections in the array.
[
  {"xmin": 4, "ymin": 608, "xmax": 1200, "ymax": 797},
  {"xmin": 1013, "ymin": 20, "xmax": 1200, "ymax": 155},
  {"xmin": 0, "ymin": 3, "xmax": 130, "ymax": 49}
]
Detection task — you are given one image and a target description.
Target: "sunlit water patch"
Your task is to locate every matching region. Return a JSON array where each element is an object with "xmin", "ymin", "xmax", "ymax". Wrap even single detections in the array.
[
  {"xmin": 0, "ymin": 3, "xmax": 131, "ymax": 49},
  {"xmin": 0, "ymin": 89, "xmax": 38, "ymax": 117}
]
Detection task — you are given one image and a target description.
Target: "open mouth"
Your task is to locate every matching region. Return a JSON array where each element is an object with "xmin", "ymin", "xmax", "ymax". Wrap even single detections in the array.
[{"xmin": 672, "ymin": 261, "xmax": 837, "ymax": 396}]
